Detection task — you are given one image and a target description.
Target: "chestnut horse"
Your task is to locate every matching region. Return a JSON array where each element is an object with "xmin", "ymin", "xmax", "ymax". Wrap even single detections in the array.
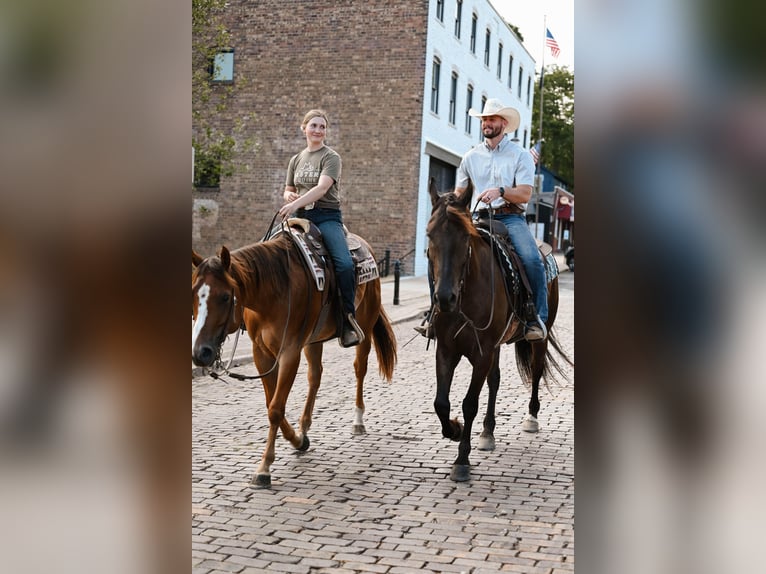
[
  {"xmin": 426, "ymin": 179, "xmax": 572, "ymax": 482},
  {"xmin": 192, "ymin": 227, "xmax": 397, "ymax": 487}
]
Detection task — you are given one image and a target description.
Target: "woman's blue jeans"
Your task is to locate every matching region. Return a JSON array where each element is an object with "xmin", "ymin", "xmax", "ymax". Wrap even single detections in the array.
[
  {"xmin": 495, "ymin": 213, "xmax": 548, "ymax": 324},
  {"xmin": 301, "ymin": 208, "xmax": 356, "ymax": 316}
]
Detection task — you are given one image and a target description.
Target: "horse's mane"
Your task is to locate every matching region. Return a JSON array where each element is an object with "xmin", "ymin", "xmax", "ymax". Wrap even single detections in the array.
[
  {"xmin": 229, "ymin": 233, "xmax": 294, "ymax": 294},
  {"xmin": 428, "ymin": 192, "xmax": 480, "ymax": 238},
  {"xmin": 192, "ymin": 255, "xmax": 239, "ymax": 292}
]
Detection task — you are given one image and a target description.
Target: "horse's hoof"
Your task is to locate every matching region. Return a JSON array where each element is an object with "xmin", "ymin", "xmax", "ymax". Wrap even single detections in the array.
[
  {"xmin": 477, "ymin": 432, "xmax": 496, "ymax": 451},
  {"xmin": 450, "ymin": 464, "xmax": 471, "ymax": 482},
  {"xmin": 250, "ymin": 473, "xmax": 271, "ymax": 488},
  {"xmin": 522, "ymin": 414, "xmax": 539, "ymax": 433},
  {"xmin": 352, "ymin": 424, "xmax": 366, "ymax": 435},
  {"xmin": 297, "ymin": 433, "xmax": 310, "ymax": 451}
]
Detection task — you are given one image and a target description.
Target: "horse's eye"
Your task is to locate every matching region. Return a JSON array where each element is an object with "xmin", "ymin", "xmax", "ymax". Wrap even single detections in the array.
[{"xmin": 221, "ymin": 293, "xmax": 230, "ymax": 303}]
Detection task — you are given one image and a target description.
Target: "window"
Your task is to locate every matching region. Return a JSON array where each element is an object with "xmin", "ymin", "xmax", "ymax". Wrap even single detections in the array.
[
  {"xmin": 479, "ymin": 95, "xmax": 487, "ymax": 140},
  {"xmin": 497, "ymin": 43, "xmax": 503, "ymax": 79},
  {"xmin": 523, "ymin": 129, "xmax": 528, "ymax": 148},
  {"xmin": 436, "ymin": 0, "xmax": 444, "ymax": 22},
  {"xmin": 454, "ymin": 0, "xmax": 462, "ymax": 38},
  {"xmin": 526, "ymin": 76, "xmax": 532, "ymax": 106},
  {"xmin": 449, "ymin": 72, "xmax": 458, "ymax": 125},
  {"xmin": 507, "ymin": 55, "xmax": 514, "ymax": 90},
  {"xmin": 518, "ymin": 66, "xmax": 523, "ymax": 96},
  {"xmin": 431, "ymin": 58, "xmax": 441, "ymax": 114},
  {"xmin": 210, "ymin": 48, "xmax": 234, "ymax": 83},
  {"xmin": 465, "ymin": 84, "xmax": 473, "ymax": 134},
  {"xmin": 484, "ymin": 29, "xmax": 491, "ymax": 67},
  {"xmin": 470, "ymin": 14, "xmax": 477, "ymax": 53}
]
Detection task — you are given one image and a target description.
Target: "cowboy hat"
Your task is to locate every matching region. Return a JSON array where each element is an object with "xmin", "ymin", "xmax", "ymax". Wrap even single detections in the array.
[{"xmin": 468, "ymin": 98, "xmax": 520, "ymax": 133}]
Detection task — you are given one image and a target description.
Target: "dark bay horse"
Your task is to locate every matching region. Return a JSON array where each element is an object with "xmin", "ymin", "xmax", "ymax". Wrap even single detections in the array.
[
  {"xmin": 192, "ymin": 227, "xmax": 397, "ymax": 487},
  {"xmin": 426, "ymin": 179, "xmax": 572, "ymax": 482}
]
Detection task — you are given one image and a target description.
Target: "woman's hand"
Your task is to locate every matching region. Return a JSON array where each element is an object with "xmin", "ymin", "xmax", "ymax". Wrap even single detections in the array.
[{"xmin": 278, "ymin": 201, "xmax": 296, "ymax": 220}]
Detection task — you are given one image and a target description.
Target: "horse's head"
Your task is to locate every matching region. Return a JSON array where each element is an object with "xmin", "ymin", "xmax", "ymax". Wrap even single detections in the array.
[
  {"xmin": 192, "ymin": 246, "xmax": 243, "ymax": 367},
  {"xmin": 426, "ymin": 178, "xmax": 476, "ymax": 313}
]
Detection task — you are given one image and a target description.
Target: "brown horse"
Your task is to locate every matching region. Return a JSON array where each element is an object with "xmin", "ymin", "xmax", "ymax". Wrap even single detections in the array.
[
  {"xmin": 426, "ymin": 179, "xmax": 572, "ymax": 482},
  {"xmin": 192, "ymin": 227, "xmax": 397, "ymax": 487}
]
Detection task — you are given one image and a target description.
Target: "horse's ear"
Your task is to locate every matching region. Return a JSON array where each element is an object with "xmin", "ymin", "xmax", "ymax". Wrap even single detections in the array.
[
  {"xmin": 192, "ymin": 249, "xmax": 204, "ymax": 268},
  {"xmin": 219, "ymin": 246, "xmax": 231, "ymax": 270},
  {"xmin": 428, "ymin": 177, "xmax": 440, "ymax": 206},
  {"xmin": 457, "ymin": 179, "xmax": 473, "ymax": 209}
]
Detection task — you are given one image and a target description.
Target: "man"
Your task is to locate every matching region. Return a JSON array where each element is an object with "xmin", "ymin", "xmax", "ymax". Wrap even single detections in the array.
[{"xmin": 456, "ymin": 98, "xmax": 548, "ymax": 341}]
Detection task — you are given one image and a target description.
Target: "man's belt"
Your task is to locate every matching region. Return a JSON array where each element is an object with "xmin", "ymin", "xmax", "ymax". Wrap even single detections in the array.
[{"xmin": 476, "ymin": 203, "xmax": 525, "ymax": 217}]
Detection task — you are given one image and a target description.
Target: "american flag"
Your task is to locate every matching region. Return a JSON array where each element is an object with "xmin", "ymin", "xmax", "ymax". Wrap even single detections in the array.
[
  {"xmin": 530, "ymin": 142, "xmax": 541, "ymax": 164},
  {"xmin": 546, "ymin": 28, "xmax": 560, "ymax": 59}
]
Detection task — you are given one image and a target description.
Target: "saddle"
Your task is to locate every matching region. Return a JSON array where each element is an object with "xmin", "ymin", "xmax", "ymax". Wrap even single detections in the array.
[
  {"xmin": 473, "ymin": 218, "xmax": 559, "ymax": 321},
  {"xmin": 266, "ymin": 218, "xmax": 379, "ymax": 292}
]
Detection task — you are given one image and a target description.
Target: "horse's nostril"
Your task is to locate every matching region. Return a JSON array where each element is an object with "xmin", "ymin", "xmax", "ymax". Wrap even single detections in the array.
[{"xmin": 194, "ymin": 345, "xmax": 215, "ymax": 367}]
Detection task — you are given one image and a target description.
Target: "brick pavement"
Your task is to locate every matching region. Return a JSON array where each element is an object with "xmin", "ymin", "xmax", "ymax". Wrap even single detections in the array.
[{"xmin": 193, "ymin": 272, "xmax": 574, "ymax": 573}]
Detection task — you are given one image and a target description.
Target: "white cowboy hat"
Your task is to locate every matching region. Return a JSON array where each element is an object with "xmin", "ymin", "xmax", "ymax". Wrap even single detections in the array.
[{"xmin": 468, "ymin": 98, "xmax": 520, "ymax": 133}]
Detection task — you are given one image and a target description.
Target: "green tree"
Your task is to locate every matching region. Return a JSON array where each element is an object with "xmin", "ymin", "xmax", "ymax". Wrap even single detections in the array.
[
  {"xmin": 192, "ymin": 0, "xmax": 254, "ymax": 187},
  {"xmin": 532, "ymin": 65, "xmax": 574, "ymax": 187}
]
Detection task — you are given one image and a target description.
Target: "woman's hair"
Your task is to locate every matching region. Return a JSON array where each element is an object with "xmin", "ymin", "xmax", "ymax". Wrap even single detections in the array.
[{"xmin": 301, "ymin": 109, "xmax": 329, "ymax": 129}]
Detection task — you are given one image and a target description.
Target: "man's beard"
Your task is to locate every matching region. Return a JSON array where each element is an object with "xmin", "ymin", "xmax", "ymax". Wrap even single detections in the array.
[{"xmin": 482, "ymin": 126, "xmax": 503, "ymax": 139}]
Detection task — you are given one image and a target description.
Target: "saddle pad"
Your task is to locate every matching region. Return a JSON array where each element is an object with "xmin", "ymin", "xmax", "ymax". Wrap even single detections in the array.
[{"xmin": 267, "ymin": 221, "xmax": 379, "ymax": 291}]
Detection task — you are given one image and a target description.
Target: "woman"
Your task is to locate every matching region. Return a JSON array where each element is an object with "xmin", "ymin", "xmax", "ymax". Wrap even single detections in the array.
[{"xmin": 278, "ymin": 109, "xmax": 364, "ymax": 348}]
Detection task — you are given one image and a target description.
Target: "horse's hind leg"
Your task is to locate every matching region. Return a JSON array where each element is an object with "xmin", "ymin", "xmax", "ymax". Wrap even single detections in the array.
[
  {"xmin": 351, "ymin": 335, "xmax": 373, "ymax": 435},
  {"xmin": 522, "ymin": 341, "xmax": 545, "ymax": 433},
  {"xmin": 298, "ymin": 343, "xmax": 324, "ymax": 446},
  {"xmin": 478, "ymin": 351, "xmax": 501, "ymax": 451}
]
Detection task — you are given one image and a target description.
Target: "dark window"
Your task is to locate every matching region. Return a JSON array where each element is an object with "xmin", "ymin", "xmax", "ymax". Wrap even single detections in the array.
[
  {"xmin": 465, "ymin": 84, "xmax": 473, "ymax": 134},
  {"xmin": 497, "ymin": 43, "xmax": 503, "ymax": 79},
  {"xmin": 454, "ymin": 0, "xmax": 463, "ymax": 38},
  {"xmin": 436, "ymin": 0, "xmax": 444, "ymax": 21},
  {"xmin": 507, "ymin": 55, "xmax": 514, "ymax": 90},
  {"xmin": 470, "ymin": 14, "xmax": 477, "ymax": 53},
  {"xmin": 431, "ymin": 58, "xmax": 441, "ymax": 114},
  {"xmin": 449, "ymin": 72, "xmax": 458, "ymax": 125},
  {"xmin": 484, "ymin": 29, "xmax": 491, "ymax": 66}
]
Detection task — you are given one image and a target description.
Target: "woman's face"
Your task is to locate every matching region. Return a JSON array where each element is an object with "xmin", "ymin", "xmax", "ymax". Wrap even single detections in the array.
[{"xmin": 302, "ymin": 116, "xmax": 327, "ymax": 145}]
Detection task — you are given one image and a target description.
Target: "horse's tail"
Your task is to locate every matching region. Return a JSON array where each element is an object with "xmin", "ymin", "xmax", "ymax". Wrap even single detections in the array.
[
  {"xmin": 371, "ymin": 307, "xmax": 397, "ymax": 381},
  {"xmin": 514, "ymin": 329, "xmax": 573, "ymax": 388}
]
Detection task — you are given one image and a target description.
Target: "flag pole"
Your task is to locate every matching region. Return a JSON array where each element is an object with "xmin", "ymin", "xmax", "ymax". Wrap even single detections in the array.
[{"xmin": 534, "ymin": 15, "xmax": 546, "ymax": 235}]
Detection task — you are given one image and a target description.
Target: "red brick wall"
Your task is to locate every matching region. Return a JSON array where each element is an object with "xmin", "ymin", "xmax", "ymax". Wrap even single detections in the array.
[{"xmin": 193, "ymin": 0, "xmax": 429, "ymax": 275}]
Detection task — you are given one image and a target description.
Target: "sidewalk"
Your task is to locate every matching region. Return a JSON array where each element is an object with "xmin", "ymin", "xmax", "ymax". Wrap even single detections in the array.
[{"xmin": 192, "ymin": 253, "xmax": 568, "ymax": 377}]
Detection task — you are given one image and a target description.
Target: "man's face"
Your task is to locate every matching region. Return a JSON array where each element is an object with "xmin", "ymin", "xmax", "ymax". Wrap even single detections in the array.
[{"xmin": 481, "ymin": 115, "xmax": 506, "ymax": 139}]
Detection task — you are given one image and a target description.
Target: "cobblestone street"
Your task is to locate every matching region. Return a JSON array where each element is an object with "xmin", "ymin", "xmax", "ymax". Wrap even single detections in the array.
[{"xmin": 193, "ymin": 273, "xmax": 574, "ymax": 573}]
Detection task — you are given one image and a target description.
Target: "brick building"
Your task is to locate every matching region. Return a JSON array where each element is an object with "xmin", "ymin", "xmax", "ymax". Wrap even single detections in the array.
[{"xmin": 193, "ymin": 0, "xmax": 536, "ymax": 276}]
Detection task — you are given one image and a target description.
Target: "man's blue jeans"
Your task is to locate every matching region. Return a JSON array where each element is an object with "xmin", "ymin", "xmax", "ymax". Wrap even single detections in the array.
[
  {"xmin": 301, "ymin": 208, "xmax": 356, "ymax": 316},
  {"xmin": 495, "ymin": 213, "xmax": 548, "ymax": 325}
]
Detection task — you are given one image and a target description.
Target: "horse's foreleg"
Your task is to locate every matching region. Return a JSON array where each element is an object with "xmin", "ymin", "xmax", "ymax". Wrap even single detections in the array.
[
  {"xmin": 251, "ymin": 351, "xmax": 303, "ymax": 488},
  {"xmin": 478, "ymin": 351, "xmax": 501, "ymax": 451},
  {"xmin": 352, "ymin": 336, "xmax": 373, "ymax": 435},
  {"xmin": 451, "ymin": 360, "xmax": 490, "ymax": 482},
  {"xmin": 434, "ymin": 347, "xmax": 462, "ymax": 441},
  {"xmin": 254, "ymin": 346, "xmax": 300, "ymax": 445},
  {"xmin": 299, "ymin": 343, "xmax": 324, "ymax": 443}
]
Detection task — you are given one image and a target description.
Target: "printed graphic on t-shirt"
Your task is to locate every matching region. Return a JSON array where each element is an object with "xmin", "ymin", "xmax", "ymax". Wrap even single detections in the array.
[{"xmin": 295, "ymin": 162, "xmax": 320, "ymax": 188}]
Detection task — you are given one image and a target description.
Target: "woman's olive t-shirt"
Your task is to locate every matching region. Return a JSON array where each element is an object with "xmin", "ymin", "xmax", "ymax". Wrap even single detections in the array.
[{"xmin": 285, "ymin": 145, "xmax": 342, "ymax": 210}]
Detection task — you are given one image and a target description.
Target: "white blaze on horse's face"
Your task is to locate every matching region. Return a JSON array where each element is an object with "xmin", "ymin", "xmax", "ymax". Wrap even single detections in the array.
[{"xmin": 192, "ymin": 283, "xmax": 211, "ymax": 352}]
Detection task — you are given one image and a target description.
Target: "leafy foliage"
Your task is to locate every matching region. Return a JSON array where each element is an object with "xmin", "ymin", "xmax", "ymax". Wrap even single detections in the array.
[
  {"xmin": 532, "ymin": 65, "xmax": 574, "ymax": 187},
  {"xmin": 192, "ymin": 0, "xmax": 255, "ymax": 188}
]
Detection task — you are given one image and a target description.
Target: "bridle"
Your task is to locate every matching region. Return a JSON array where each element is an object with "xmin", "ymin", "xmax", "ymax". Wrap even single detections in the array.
[
  {"xmin": 433, "ymin": 204, "xmax": 517, "ymax": 355},
  {"xmin": 204, "ymin": 217, "xmax": 301, "ymax": 382}
]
